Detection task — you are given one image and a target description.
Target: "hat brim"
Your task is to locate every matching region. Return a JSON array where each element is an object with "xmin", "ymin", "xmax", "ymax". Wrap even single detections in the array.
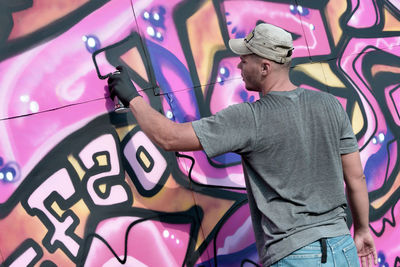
[{"xmin": 229, "ymin": 38, "xmax": 252, "ymax": 55}]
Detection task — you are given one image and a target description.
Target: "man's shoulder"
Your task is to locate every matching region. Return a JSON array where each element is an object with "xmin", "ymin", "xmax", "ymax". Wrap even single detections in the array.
[
  {"xmin": 204, "ymin": 102, "xmax": 254, "ymax": 121},
  {"xmin": 302, "ymin": 88, "xmax": 331, "ymax": 96},
  {"xmin": 225, "ymin": 101, "xmax": 254, "ymax": 112},
  {"xmin": 302, "ymin": 88, "xmax": 339, "ymax": 102}
]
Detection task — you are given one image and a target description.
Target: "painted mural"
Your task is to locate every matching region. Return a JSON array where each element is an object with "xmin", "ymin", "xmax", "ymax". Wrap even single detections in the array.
[{"xmin": 0, "ymin": 0, "xmax": 399, "ymax": 266}]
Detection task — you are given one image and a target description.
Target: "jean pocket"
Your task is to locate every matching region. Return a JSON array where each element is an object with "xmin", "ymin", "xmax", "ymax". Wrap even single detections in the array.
[
  {"xmin": 279, "ymin": 255, "xmax": 321, "ymax": 267},
  {"xmin": 281, "ymin": 247, "xmax": 322, "ymax": 267},
  {"xmin": 343, "ymin": 242, "xmax": 359, "ymax": 267}
]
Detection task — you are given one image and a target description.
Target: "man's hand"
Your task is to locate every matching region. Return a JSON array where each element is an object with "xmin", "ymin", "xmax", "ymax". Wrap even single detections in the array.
[
  {"xmin": 107, "ymin": 65, "xmax": 140, "ymax": 106},
  {"xmin": 354, "ymin": 229, "xmax": 378, "ymax": 267}
]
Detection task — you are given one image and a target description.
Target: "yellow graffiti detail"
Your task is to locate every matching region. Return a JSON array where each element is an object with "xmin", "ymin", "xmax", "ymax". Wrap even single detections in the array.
[
  {"xmin": 325, "ymin": 0, "xmax": 347, "ymax": 45},
  {"xmin": 99, "ymin": 184, "xmax": 107, "ymax": 194},
  {"xmin": 68, "ymin": 155, "xmax": 85, "ymax": 180},
  {"xmin": 70, "ymin": 199, "xmax": 90, "ymax": 238},
  {"xmin": 383, "ymin": 8, "xmax": 400, "ymax": 32},
  {"xmin": 139, "ymin": 151, "xmax": 151, "ymax": 169},
  {"xmin": 321, "ymin": 63, "xmax": 346, "ymax": 88},
  {"xmin": 351, "ymin": 102, "xmax": 364, "ymax": 135},
  {"xmin": 96, "ymin": 155, "xmax": 108, "ymax": 166},
  {"xmin": 293, "ymin": 63, "xmax": 345, "ymax": 88},
  {"xmin": 115, "ymin": 125, "xmax": 136, "ymax": 141},
  {"xmin": 293, "ymin": 63, "xmax": 325, "ymax": 84},
  {"xmin": 51, "ymin": 201, "xmax": 65, "ymax": 218},
  {"xmin": 187, "ymin": 0, "xmax": 225, "ymax": 90}
]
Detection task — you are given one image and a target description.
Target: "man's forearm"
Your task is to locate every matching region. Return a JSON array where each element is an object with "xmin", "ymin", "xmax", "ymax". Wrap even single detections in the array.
[
  {"xmin": 346, "ymin": 175, "xmax": 370, "ymax": 232},
  {"xmin": 128, "ymin": 96, "xmax": 202, "ymax": 152},
  {"xmin": 128, "ymin": 96, "xmax": 176, "ymax": 150},
  {"xmin": 342, "ymin": 151, "xmax": 370, "ymax": 233}
]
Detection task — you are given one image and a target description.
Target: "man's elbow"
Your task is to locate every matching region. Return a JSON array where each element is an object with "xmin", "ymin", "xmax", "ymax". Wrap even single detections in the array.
[
  {"xmin": 152, "ymin": 122, "xmax": 200, "ymax": 152},
  {"xmin": 160, "ymin": 141, "xmax": 175, "ymax": 151},
  {"xmin": 154, "ymin": 136, "xmax": 177, "ymax": 151},
  {"xmin": 345, "ymin": 173, "xmax": 367, "ymax": 192},
  {"xmin": 156, "ymin": 135, "xmax": 200, "ymax": 152}
]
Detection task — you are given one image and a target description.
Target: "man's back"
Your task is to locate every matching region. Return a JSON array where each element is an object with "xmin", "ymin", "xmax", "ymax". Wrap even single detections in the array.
[
  {"xmin": 243, "ymin": 88, "xmax": 359, "ymax": 265},
  {"xmin": 192, "ymin": 87, "xmax": 359, "ymax": 265}
]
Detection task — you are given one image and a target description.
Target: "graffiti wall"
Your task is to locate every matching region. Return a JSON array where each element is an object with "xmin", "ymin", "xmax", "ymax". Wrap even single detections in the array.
[{"xmin": 0, "ymin": 0, "xmax": 399, "ymax": 266}]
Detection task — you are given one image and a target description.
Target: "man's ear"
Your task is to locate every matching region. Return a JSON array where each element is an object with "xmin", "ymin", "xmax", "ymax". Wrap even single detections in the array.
[{"xmin": 261, "ymin": 60, "xmax": 270, "ymax": 75}]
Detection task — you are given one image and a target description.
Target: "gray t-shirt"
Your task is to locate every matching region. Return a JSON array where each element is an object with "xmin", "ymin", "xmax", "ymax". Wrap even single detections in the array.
[{"xmin": 192, "ymin": 87, "xmax": 359, "ymax": 266}]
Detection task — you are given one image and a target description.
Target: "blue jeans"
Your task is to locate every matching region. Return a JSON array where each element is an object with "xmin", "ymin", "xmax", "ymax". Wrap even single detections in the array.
[{"xmin": 270, "ymin": 235, "xmax": 360, "ymax": 267}]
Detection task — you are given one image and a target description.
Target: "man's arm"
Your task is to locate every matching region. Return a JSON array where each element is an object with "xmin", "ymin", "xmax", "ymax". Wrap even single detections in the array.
[
  {"xmin": 128, "ymin": 96, "xmax": 203, "ymax": 152},
  {"xmin": 342, "ymin": 151, "xmax": 377, "ymax": 267}
]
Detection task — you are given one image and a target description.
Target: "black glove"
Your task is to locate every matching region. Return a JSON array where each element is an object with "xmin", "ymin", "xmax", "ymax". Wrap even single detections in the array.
[{"xmin": 107, "ymin": 65, "xmax": 140, "ymax": 107}]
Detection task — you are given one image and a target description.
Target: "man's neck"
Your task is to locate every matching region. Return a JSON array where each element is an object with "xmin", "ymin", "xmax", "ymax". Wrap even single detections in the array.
[{"xmin": 262, "ymin": 78, "xmax": 297, "ymax": 96}]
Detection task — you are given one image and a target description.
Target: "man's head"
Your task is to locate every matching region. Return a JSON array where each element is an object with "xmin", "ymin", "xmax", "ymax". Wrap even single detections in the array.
[
  {"xmin": 229, "ymin": 23, "xmax": 295, "ymax": 94},
  {"xmin": 229, "ymin": 23, "xmax": 293, "ymax": 64}
]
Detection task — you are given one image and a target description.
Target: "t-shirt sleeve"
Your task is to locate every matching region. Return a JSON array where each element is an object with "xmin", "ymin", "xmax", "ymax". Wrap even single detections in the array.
[
  {"xmin": 336, "ymin": 100, "xmax": 359, "ymax": 154},
  {"xmin": 191, "ymin": 103, "xmax": 256, "ymax": 158}
]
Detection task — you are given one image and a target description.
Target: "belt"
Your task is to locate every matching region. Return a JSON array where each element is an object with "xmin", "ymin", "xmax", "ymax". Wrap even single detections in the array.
[{"xmin": 320, "ymin": 238, "xmax": 327, "ymax": 263}]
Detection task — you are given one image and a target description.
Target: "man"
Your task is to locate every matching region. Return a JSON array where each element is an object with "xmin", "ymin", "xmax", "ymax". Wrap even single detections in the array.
[{"xmin": 107, "ymin": 23, "xmax": 377, "ymax": 266}]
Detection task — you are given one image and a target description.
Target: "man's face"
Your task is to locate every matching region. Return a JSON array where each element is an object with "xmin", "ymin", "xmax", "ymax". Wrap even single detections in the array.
[{"xmin": 237, "ymin": 55, "xmax": 263, "ymax": 92}]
